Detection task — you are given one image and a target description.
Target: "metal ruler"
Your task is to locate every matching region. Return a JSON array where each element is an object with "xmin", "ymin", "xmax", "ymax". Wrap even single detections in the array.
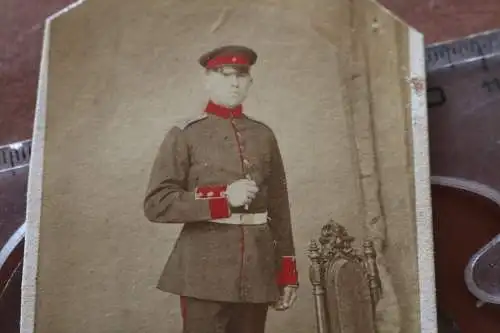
[
  {"xmin": 3, "ymin": 28, "xmax": 500, "ymax": 333},
  {"xmin": 0, "ymin": 140, "xmax": 31, "ymax": 175},
  {"xmin": 426, "ymin": 29, "xmax": 500, "ymax": 73},
  {"xmin": 426, "ymin": 28, "xmax": 500, "ymax": 194}
]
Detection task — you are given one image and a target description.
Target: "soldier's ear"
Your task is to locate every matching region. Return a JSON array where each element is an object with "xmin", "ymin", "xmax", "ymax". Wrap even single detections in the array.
[{"xmin": 247, "ymin": 75, "xmax": 254, "ymax": 88}]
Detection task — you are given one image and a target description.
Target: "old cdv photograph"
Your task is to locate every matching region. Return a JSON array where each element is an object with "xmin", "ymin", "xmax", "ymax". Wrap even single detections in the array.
[{"xmin": 21, "ymin": 0, "xmax": 436, "ymax": 332}]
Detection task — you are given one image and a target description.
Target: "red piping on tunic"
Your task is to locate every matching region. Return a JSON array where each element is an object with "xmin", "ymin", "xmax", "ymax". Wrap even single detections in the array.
[
  {"xmin": 180, "ymin": 296, "xmax": 187, "ymax": 324},
  {"xmin": 229, "ymin": 114, "xmax": 248, "ymax": 298}
]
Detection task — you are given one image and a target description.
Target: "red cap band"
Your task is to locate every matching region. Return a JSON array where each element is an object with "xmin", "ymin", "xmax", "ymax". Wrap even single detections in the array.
[{"xmin": 206, "ymin": 54, "xmax": 250, "ymax": 69}]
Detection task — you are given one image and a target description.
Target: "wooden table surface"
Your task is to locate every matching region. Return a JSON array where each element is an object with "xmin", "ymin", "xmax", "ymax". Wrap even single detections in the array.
[{"xmin": 1, "ymin": 0, "xmax": 500, "ymax": 332}]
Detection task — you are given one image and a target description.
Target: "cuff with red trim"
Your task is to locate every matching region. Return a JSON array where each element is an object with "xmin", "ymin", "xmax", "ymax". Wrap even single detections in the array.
[
  {"xmin": 276, "ymin": 256, "xmax": 299, "ymax": 286},
  {"xmin": 195, "ymin": 185, "xmax": 231, "ymax": 220}
]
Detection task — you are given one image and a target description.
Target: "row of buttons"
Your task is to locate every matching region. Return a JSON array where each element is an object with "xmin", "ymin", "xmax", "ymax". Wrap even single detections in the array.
[{"xmin": 230, "ymin": 117, "xmax": 253, "ymax": 302}]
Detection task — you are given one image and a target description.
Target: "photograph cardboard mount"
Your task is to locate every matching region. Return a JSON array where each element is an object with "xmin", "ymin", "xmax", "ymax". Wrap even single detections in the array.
[{"xmin": 22, "ymin": 0, "xmax": 436, "ymax": 332}]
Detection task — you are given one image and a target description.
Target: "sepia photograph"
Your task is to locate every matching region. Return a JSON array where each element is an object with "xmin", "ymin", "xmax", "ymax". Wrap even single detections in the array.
[
  {"xmin": 21, "ymin": 0, "xmax": 436, "ymax": 333},
  {"xmin": 143, "ymin": 44, "xmax": 300, "ymax": 332}
]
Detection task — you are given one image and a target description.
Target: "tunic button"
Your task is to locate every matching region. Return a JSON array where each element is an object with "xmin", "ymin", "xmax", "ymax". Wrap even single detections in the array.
[{"xmin": 241, "ymin": 287, "xmax": 249, "ymax": 299}]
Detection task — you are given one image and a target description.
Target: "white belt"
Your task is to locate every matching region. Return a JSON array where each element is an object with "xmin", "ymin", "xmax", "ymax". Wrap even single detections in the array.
[{"xmin": 212, "ymin": 212, "xmax": 268, "ymax": 225}]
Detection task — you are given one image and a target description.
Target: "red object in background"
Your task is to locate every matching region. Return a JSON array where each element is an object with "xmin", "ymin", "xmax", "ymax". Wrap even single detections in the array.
[
  {"xmin": 0, "ymin": 233, "xmax": 24, "ymax": 332},
  {"xmin": 0, "ymin": 0, "xmax": 77, "ymax": 145},
  {"xmin": 432, "ymin": 185, "xmax": 500, "ymax": 333},
  {"xmin": 0, "ymin": 169, "xmax": 28, "ymax": 332}
]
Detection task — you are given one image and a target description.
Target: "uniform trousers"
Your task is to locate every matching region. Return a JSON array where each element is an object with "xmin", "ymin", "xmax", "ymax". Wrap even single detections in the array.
[{"xmin": 180, "ymin": 296, "xmax": 269, "ymax": 333}]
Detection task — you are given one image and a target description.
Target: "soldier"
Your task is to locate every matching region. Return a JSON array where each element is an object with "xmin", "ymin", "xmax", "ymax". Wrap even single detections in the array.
[{"xmin": 143, "ymin": 45, "xmax": 298, "ymax": 333}]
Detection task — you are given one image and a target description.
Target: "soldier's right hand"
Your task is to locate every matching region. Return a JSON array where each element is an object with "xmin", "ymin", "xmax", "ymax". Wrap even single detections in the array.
[{"xmin": 226, "ymin": 179, "xmax": 259, "ymax": 207}]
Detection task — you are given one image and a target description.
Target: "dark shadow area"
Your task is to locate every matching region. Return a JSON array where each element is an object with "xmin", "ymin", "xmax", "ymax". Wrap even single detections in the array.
[
  {"xmin": 0, "ymin": 239, "xmax": 24, "ymax": 333},
  {"xmin": 0, "ymin": 169, "xmax": 28, "ymax": 246}
]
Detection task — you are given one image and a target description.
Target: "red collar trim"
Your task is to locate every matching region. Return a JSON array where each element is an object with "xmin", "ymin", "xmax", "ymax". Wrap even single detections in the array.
[{"xmin": 204, "ymin": 100, "xmax": 243, "ymax": 119}]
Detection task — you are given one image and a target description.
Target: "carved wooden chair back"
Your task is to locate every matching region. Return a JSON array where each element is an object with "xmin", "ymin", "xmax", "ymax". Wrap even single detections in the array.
[{"xmin": 308, "ymin": 220, "xmax": 382, "ymax": 333}]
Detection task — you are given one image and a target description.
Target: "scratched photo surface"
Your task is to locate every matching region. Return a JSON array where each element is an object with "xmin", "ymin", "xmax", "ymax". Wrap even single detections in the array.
[{"xmin": 29, "ymin": 0, "xmax": 430, "ymax": 332}]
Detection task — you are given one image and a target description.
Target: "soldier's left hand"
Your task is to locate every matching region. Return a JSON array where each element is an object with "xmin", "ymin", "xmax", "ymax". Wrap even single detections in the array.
[{"xmin": 272, "ymin": 285, "xmax": 298, "ymax": 311}]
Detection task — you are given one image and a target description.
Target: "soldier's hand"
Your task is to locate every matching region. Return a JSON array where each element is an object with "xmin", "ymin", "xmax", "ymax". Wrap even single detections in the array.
[
  {"xmin": 272, "ymin": 285, "xmax": 298, "ymax": 311},
  {"xmin": 226, "ymin": 179, "xmax": 259, "ymax": 207}
]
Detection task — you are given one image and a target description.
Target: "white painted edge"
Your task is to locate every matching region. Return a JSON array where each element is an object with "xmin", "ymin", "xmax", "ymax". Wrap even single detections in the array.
[
  {"xmin": 46, "ymin": 0, "xmax": 87, "ymax": 23},
  {"xmin": 20, "ymin": 2, "xmax": 87, "ymax": 333},
  {"xmin": 409, "ymin": 28, "xmax": 438, "ymax": 333}
]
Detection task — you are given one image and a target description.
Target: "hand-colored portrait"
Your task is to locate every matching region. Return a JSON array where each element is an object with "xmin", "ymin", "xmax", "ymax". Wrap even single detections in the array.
[
  {"xmin": 143, "ymin": 45, "xmax": 299, "ymax": 333},
  {"xmin": 22, "ymin": 1, "xmax": 434, "ymax": 333}
]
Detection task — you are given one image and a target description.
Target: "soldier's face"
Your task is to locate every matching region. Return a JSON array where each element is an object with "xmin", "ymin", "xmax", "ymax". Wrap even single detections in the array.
[{"xmin": 205, "ymin": 66, "xmax": 253, "ymax": 107}]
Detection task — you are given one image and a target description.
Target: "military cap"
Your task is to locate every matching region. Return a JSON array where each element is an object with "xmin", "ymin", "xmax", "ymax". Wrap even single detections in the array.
[{"xmin": 198, "ymin": 45, "xmax": 258, "ymax": 69}]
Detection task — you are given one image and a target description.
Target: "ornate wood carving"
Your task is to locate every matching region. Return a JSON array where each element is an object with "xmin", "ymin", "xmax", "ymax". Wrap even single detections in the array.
[{"xmin": 308, "ymin": 219, "xmax": 382, "ymax": 333}]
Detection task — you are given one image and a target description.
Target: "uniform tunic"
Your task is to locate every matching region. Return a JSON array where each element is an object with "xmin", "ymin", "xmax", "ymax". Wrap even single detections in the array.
[{"xmin": 143, "ymin": 101, "xmax": 298, "ymax": 304}]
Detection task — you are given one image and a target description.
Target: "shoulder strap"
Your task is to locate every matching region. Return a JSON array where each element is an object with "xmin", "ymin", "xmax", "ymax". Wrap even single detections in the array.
[
  {"xmin": 244, "ymin": 114, "xmax": 273, "ymax": 131},
  {"xmin": 171, "ymin": 113, "xmax": 208, "ymax": 130}
]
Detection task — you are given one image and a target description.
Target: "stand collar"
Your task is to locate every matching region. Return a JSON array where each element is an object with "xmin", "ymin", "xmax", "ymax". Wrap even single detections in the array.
[{"xmin": 204, "ymin": 100, "xmax": 243, "ymax": 119}]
